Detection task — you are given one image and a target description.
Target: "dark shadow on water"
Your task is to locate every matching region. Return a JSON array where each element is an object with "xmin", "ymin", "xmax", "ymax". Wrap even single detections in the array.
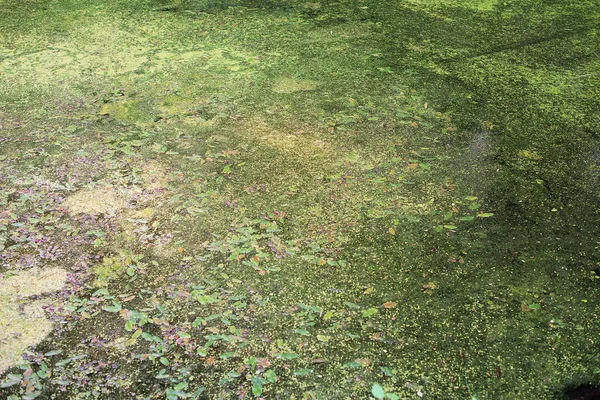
[
  {"xmin": 370, "ymin": 0, "xmax": 600, "ymax": 229},
  {"xmin": 565, "ymin": 385, "xmax": 600, "ymax": 400}
]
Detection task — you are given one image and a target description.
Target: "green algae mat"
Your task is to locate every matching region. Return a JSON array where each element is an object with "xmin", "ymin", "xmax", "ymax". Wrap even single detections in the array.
[{"xmin": 1, "ymin": 0, "xmax": 599, "ymax": 398}]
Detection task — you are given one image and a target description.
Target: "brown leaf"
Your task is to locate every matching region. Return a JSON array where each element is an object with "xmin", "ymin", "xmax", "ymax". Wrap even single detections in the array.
[
  {"xmin": 257, "ymin": 358, "xmax": 271, "ymax": 368},
  {"xmin": 383, "ymin": 301, "xmax": 397, "ymax": 309},
  {"xmin": 422, "ymin": 282, "xmax": 438, "ymax": 295}
]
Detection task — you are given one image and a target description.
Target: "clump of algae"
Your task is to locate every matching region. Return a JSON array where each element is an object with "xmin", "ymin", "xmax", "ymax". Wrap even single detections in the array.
[
  {"xmin": 0, "ymin": 267, "xmax": 69, "ymax": 373},
  {"xmin": 62, "ymin": 187, "xmax": 126, "ymax": 215}
]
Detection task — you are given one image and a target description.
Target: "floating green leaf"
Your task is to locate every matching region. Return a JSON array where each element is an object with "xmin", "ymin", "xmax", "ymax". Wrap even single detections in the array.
[
  {"xmin": 344, "ymin": 302, "xmax": 361, "ymax": 309},
  {"xmin": 372, "ymin": 383, "xmax": 385, "ymax": 399},
  {"xmin": 155, "ymin": 369, "xmax": 170, "ymax": 379},
  {"xmin": 264, "ymin": 370, "xmax": 277, "ymax": 383},
  {"xmin": 102, "ymin": 301, "xmax": 122, "ymax": 313},
  {"xmin": 294, "ymin": 369, "xmax": 312, "ymax": 376},
  {"xmin": 277, "ymin": 353, "xmax": 299, "ymax": 360},
  {"xmin": 344, "ymin": 361, "xmax": 363, "ymax": 368},
  {"xmin": 362, "ymin": 308, "xmax": 378, "ymax": 317},
  {"xmin": 252, "ymin": 383, "xmax": 263, "ymax": 396}
]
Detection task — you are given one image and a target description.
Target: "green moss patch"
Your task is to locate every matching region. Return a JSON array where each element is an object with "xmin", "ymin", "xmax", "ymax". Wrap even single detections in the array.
[{"xmin": 271, "ymin": 77, "xmax": 317, "ymax": 93}]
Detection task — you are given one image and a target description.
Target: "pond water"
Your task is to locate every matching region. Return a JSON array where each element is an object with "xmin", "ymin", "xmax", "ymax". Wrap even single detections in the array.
[{"xmin": 0, "ymin": 0, "xmax": 598, "ymax": 398}]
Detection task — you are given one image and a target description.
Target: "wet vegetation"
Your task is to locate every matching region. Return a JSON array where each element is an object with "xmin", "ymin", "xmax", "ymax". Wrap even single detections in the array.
[{"xmin": 0, "ymin": 0, "xmax": 599, "ymax": 398}]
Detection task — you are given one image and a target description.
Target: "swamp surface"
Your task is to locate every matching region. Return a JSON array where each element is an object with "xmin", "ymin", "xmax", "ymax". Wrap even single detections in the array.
[{"xmin": 0, "ymin": 0, "xmax": 599, "ymax": 398}]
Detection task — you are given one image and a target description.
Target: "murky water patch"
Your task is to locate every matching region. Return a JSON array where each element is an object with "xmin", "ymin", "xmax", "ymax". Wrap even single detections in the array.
[
  {"xmin": 0, "ymin": 267, "xmax": 68, "ymax": 373},
  {"xmin": 586, "ymin": 148, "xmax": 600, "ymax": 188},
  {"xmin": 468, "ymin": 125, "xmax": 493, "ymax": 158},
  {"xmin": 448, "ymin": 124, "xmax": 498, "ymax": 194}
]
